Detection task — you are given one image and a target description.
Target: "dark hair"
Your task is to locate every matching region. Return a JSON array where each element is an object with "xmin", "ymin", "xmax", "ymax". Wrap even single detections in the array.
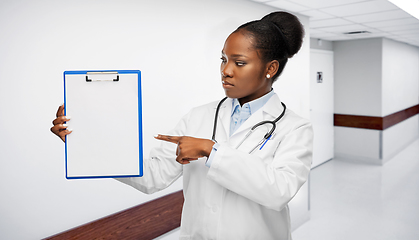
[{"xmin": 235, "ymin": 11, "xmax": 305, "ymax": 81}]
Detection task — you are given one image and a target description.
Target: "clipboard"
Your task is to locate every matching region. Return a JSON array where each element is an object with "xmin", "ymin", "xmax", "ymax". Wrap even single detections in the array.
[{"xmin": 64, "ymin": 70, "xmax": 143, "ymax": 179}]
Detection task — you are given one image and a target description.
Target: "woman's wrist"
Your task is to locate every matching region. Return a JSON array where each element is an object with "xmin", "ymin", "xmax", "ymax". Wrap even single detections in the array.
[{"xmin": 202, "ymin": 139, "xmax": 215, "ymax": 157}]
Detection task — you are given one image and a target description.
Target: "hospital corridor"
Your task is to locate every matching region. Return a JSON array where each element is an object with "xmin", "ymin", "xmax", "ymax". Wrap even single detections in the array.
[{"xmin": 1, "ymin": 0, "xmax": 418, "ymax": 239}]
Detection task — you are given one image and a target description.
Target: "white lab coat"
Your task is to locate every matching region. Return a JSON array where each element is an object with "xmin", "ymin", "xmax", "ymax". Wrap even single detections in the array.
[{"xmin": 117, "ymin": 93, "xmax": 313, "ymax": 240}]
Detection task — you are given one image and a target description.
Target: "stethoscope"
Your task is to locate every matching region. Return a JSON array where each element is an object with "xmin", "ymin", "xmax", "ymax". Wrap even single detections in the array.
[{"xmin": 211, "ymin": 97, "xmax": 287, "ymax": 154}]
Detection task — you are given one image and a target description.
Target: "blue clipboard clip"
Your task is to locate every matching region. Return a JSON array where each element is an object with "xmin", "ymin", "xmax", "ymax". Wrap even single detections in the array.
[{"xmin": 85, "ymin": 71, "xmax": 119, "ymax": 82}]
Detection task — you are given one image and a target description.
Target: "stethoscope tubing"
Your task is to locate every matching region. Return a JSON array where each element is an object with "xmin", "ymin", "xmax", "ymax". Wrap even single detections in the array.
[
  {"xmin": 212, "ymin": 97, "xmax": 286, "ymax": 153},
  {"xmin": 211, "ymin": 97, "xmax": 228, "ymax": 143}
]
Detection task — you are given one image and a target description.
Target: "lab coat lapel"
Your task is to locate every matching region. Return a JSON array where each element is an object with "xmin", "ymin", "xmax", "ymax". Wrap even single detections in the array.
[
  {"xmin": 230, "ymin": 94, "xmax": 284, "ymax": 139},
  {"xmin": 215, "ymin": 98, "xmax": 232, "ymax": 142},
  {"xmin": 261, "ymin": 94, "xmax": 285, "ymax": 121}
]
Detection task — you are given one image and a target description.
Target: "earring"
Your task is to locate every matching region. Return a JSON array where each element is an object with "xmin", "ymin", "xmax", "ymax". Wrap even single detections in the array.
[{"xmin": 266, "ymin": 74, "xmax": 271, "ymax": 79}]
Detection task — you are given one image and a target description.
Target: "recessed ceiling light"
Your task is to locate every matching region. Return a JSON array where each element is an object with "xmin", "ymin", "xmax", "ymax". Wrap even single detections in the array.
[{"xmin": 343, "ymin": 31, "xmax": 371, "ymax": 35}]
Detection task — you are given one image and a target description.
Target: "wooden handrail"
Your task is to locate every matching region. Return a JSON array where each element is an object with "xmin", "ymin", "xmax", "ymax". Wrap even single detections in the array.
[
  {"xmin": 334, "ymin": 104, "xmax": 419, "ymax": 130},
  {"xmin": 44, "ymin": 190, "xmax": 184, "ymax": 240}
]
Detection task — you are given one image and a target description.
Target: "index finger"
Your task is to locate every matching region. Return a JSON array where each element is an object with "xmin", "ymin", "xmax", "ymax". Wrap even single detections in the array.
[
  {"xmin": 154, "ymin": 134, "xmax": 181, "ymax": 144},
  {"xmin": 56, "ymin": 104, "xmax": 65, "ymax": 118}
]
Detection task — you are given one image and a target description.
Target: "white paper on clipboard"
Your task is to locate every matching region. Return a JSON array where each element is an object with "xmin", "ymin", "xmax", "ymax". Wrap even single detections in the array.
[{"xmin": 64, "ymin": 70, "xmax": 143, "ymax": 179}]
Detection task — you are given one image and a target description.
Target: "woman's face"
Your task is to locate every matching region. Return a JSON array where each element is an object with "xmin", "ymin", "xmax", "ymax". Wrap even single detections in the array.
[{"xmin": 220, "ymin": 31, "xmax": 272, "ymax": 105}]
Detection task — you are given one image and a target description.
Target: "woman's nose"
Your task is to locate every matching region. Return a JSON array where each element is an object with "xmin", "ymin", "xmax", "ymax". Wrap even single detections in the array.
[{"xmin": 221, "ymin": 64, "xmax": 232, "ymax": 78}]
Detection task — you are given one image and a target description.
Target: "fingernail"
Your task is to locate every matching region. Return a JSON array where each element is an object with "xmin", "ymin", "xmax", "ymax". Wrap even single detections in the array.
[
  {"xmin": 65, "ymin": 116, "xmax": 71, "ymax": 120},
  {"xmin": 154, "ymin": 134, "xmax": 159, "ymax": 138},
  {"xmin": 63, "ymin": 124, "xmax": 68, "ymax": 127},
  {"xmin": 67, "ymin": 129, "xmax": 73, "ymax": 132}
]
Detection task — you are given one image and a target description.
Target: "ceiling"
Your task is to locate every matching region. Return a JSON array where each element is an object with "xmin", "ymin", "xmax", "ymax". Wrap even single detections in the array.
[{"xmin": 249, "ymin": 0, "xmax": 419, "ymax": 47}]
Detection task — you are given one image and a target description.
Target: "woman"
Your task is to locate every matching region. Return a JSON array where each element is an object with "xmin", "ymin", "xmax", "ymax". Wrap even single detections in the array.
[{"xmin": 51, "ymin": 11, "xmax": 312, "ymax": 240}]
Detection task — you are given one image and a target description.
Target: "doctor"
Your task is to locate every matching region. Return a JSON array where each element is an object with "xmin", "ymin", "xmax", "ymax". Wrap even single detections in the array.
[{"xmin": 51, "ymin": 11, "xmax": 312, "ymax": 240}]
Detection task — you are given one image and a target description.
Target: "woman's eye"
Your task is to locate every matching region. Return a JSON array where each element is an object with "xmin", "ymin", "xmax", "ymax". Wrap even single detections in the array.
[
  {"xmin": 236, "ymin": 61, "xmax": 246, "ymax": 66},
  {"xmin": 220, "ymin": 57, "xmax": 226, "ymax": 63}
]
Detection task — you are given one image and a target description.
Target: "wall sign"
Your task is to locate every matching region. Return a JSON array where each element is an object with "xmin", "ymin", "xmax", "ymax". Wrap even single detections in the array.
[{"xmin": 317, "ymin": 72, "xmax": 323, "ymax": 83}]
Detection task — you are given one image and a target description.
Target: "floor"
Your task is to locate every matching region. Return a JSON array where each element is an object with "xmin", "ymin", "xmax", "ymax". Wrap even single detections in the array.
[{"xmin": 292, "ymin": 138, "xmax": 419, "ymax": 240}]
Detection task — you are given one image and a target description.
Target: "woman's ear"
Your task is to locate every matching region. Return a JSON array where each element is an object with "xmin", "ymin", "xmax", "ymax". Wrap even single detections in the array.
[{"xmin": 266, "ymin": 60, "xmax": 279, "ymax": 79}]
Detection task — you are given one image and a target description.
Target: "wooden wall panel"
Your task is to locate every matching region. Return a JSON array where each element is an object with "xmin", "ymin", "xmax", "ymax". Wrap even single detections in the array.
[
  {"xmin": 334, "ymin": 114, "xmax": 383, "ymax": 130},
  {"xmin": 383, "ymin": 105, "xmax": 419, "ymax": 129},
  {"xmin": 334, "ymin": 104, "xmax": 419, "ymax": 130},
  {"xmin": 44, "ymin": 190, "xmax": 184, "ymax": 240}
]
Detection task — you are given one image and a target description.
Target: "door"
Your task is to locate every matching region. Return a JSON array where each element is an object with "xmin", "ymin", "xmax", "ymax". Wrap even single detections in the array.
[{"xmin": 310, "ymin": 49, "xmax": 334, "ymax": 168}]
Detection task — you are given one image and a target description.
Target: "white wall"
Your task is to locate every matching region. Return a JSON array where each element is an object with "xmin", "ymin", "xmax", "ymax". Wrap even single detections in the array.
[
  {"xmin": 335, "ymin": 115, "xmax": 419, "ymax": 165},
  {"xmin": 334, "ymin": 38, "xmax": 383, "ymax": 116},
  {"xmin": 333, "ymin": 38, "xmax": 383, "ymax": 164},
  {"xmin": 334, "ymin": 37, "xmax": 419, "ymax": 164},
  {"xmin": 310, "ymin": 38, "xmax": 334, "ymax": 51},
  {"xmin": 0, "ymin": 0, "xmax": 310, "ymax": 239},
  {"xmin": 383, "ymin": 115, "xmax": 419, "ymax": 161},
  {"xmin": 334, "ymin": 127, "xmax": 381, "ymax": 163},
  {"xmin": 381, "ymin": 38, "xmax": 419, "ymax": 161},
  {"xmin": 382, "ymin": 38, "xmax": 419, "ymax": 116}
]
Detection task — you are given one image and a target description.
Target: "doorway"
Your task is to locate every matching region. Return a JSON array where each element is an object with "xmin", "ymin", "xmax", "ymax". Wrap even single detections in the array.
[{"xmin": 310, "ymin": 49, "xmax": 334, "ymax": 168}]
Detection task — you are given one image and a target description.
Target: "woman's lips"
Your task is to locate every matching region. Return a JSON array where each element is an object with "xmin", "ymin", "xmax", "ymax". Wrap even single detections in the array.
[{"xmin": 222, "ymin": 80, "xmax": 234, "ymax": 88}]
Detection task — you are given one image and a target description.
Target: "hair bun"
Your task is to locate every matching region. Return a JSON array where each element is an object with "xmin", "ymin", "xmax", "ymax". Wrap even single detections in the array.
[{"xmin": 261, "ymin": 11, "xmax": 305, "ymax": 58}]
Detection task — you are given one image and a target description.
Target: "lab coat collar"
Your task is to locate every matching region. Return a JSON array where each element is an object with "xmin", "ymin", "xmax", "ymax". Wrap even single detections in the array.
[
  {"xmin": 229, "ymin": 93, "xmax": 284, "ymax": 137},
  {"xmin": 215, "ymin": 93, "xmax": 284, "ymax": 141},
  {"xmin": 261, "ymin": 93, "xmax": 285, "ymax": 120}
]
